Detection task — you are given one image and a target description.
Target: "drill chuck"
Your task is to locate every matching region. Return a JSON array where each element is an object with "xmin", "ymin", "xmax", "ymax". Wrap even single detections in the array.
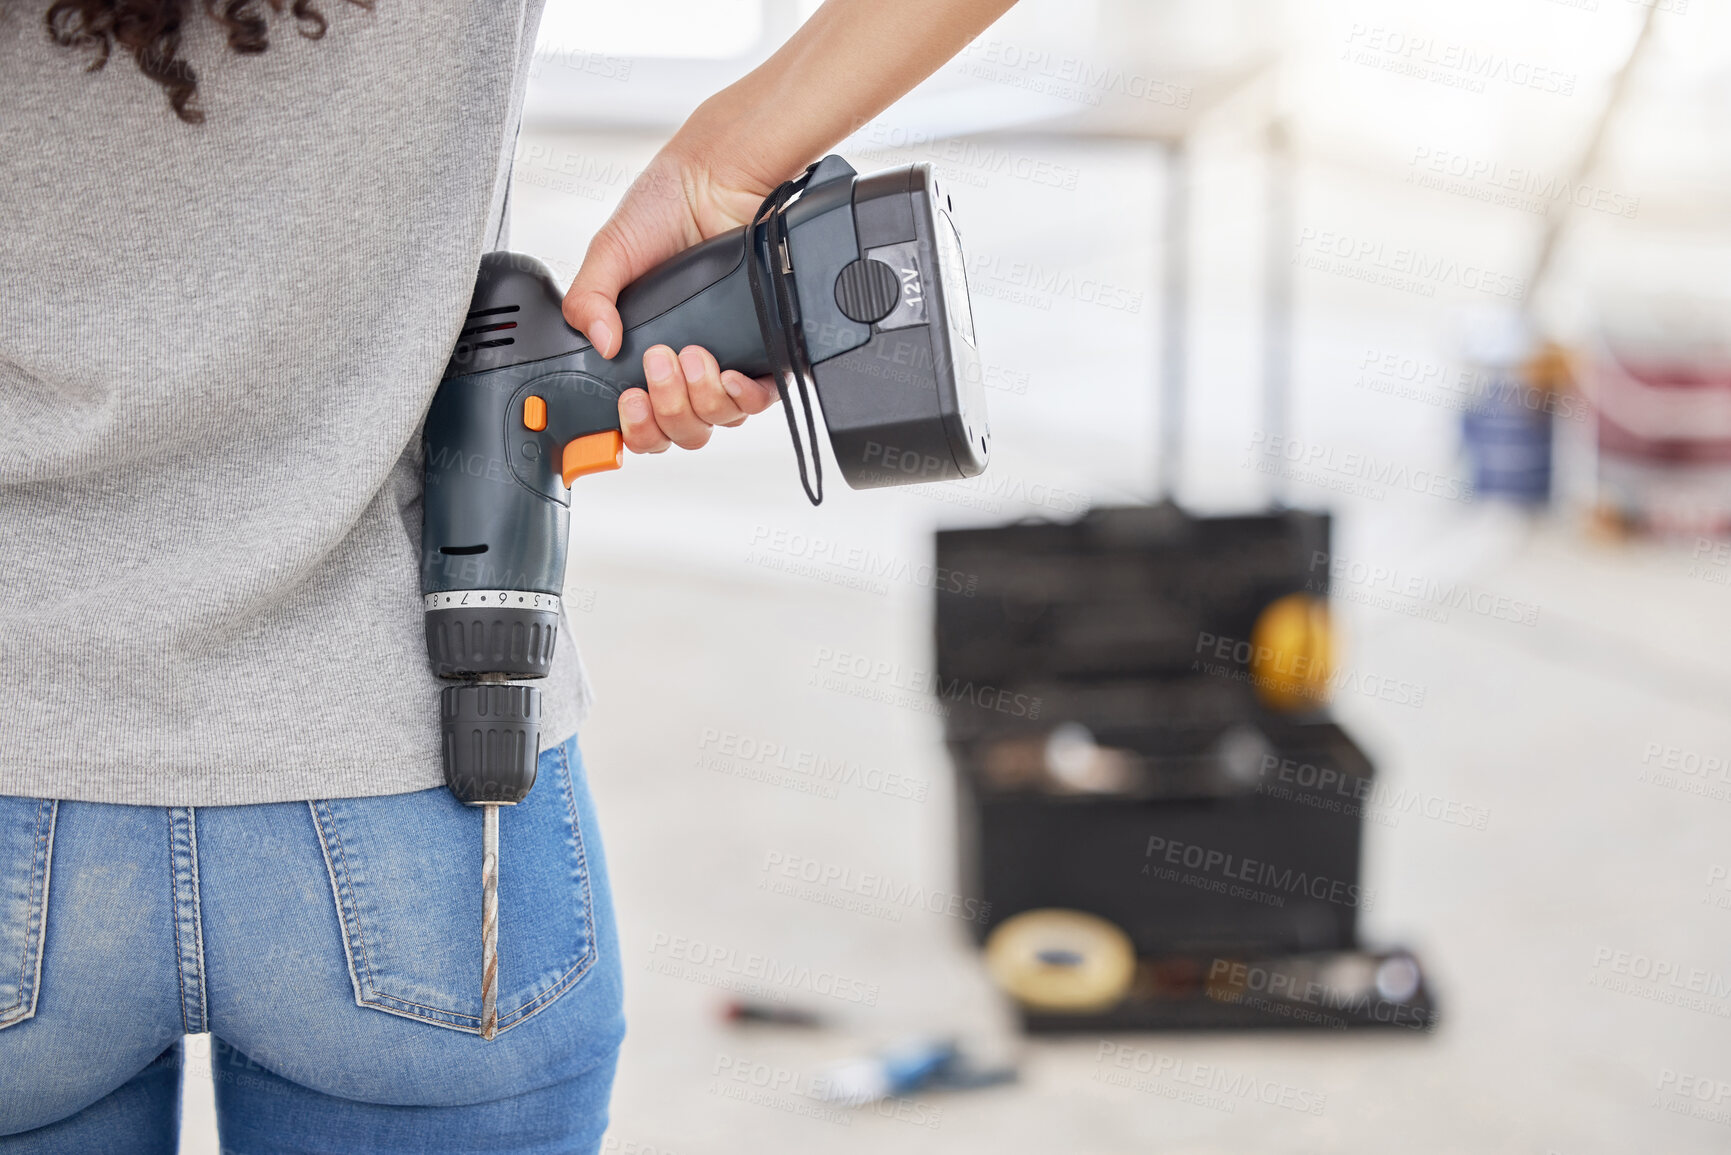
[{"xmin": 440, "ymin": 682, "xmax": 540, "ymax": 805}]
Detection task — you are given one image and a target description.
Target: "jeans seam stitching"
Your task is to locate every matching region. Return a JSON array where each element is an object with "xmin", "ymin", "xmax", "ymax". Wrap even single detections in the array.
[
  {"xmin": 574, "ymin": 744, "xmax": 598, "ymax": 974},
  {"xmin": 0, "ymin": 800, "xmax": 53, "ymax": 1025},
  {"xmin": 559, "ymin": 739, "xmax": 600, "ymax": 982},
  {"xmin": 567, "ymin": 744, "xmax": 602, "ymax": 969},
  {"xmin": 309, "ymin": 800, "xmax": 374, "ymax": 1015},
  {"xmin": 187, "ymin": 806, "xmax": 208, "ymax": 1033},
  {"xmin": 168, "ymin": 808, "xmax": 191, "ymax": 1033},
  {"xmin": 313, "ymin": 800, "xmax": 379, "ymax": 997}
]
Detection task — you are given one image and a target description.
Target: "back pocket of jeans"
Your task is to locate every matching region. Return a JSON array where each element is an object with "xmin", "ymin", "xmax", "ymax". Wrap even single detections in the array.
[
  {"xmin": 0, "ymin": 798, "xmax": 56, "ymax": 1031},
  {"xmin": 310, "ymin": 743, "xmax": 597, "ymax": 1036}
]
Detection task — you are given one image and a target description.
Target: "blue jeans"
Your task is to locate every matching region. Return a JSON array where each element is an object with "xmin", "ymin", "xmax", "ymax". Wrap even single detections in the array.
[{"xmin": 0, "ymin": 736, "xmax": 624, "ymax": 1153}]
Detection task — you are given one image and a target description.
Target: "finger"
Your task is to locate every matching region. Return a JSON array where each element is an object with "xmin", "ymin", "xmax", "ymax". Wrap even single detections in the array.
[
  {"xmin": 722, "ymin": 371, "xmax": 781, "ymax": 417},
  {"xmin": 643, "ymin": 345, "xmax": 712, "ymax": 451},
  {"xmin": 679, "ymin": 345, "xmax": 748, "ymax": 428},
  {"xmin": 618, "ymin": 388, "xmax": 670, "ymax": 454},
  {"xmin": 562, "ymin": 229, "xmax": 631, "ymax": 359}
]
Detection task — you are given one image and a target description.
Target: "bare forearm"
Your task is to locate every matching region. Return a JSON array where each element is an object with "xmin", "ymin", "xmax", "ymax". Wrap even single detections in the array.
[{"xmin": 673, "ymin": 0, "xmax": 1017, "ymax": 186}]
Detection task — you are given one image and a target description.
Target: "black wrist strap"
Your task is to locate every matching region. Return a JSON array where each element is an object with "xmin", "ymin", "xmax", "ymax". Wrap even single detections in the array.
[{"xmin": 746, "ymin": 165, "xmax": 825, "ymax": 506}]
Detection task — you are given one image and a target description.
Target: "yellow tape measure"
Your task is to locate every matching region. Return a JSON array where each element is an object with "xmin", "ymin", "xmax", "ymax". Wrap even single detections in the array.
[
  {"xmin": 984, "ymin": 909, "xmax": 1136, "ymax": 1012},
  {"xmin": 1249, "ymin": 593, "xmax": 1334, "ymax": 712}
]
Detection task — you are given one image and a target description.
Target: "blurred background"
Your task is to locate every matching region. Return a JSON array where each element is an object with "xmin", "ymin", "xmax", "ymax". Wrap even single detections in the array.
[{"xmin": 204, "ymin": 0, "xmax": 1731, "ymax": 1149}]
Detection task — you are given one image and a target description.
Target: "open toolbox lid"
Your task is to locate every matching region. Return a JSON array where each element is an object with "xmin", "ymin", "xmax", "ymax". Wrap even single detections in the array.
[
  {"xmin": 934, "ymin": 504, "xmax": 1359, "ymax": 802},
  {"xmin": 934, "ymin": 503, "xmax": 1331, "ymax": 698}
]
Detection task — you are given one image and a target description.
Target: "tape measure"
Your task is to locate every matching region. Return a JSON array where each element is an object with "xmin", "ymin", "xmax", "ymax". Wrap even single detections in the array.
[
  {"xmin": 1249, "ymin": 593, "xmax": 1334, "ymax": 712},
  {"xmin": 983, "ymin": 909, "xmax": 1136, "ymax": 1012}
]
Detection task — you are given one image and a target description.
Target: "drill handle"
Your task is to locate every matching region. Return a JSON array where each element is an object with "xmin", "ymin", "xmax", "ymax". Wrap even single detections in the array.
[
  {"xmin": 594, "ymin": 228, "xmax": 775, "ymax": 392},
  {"xmin": 422, "ymin": 220, "xmax": 797, "ymax": 603}
]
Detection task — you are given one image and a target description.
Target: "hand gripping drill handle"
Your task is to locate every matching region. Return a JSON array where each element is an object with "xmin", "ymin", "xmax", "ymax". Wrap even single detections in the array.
[
  {"xmin": 421, "ymin": 157, "xmax": 989, "ymax": 1042},
  {"xmin": 420, "ymin": 221, "xmax": 776, "ymax": 803},
  {"xmin": 422, "ymin": 156, "xmax": 990, "ymax": 804}
]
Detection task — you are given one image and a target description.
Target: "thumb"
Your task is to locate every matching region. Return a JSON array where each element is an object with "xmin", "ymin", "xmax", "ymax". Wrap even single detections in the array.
[{"xmin": 561, "ymin": 227, "xmax": 634, "ymax": 360}]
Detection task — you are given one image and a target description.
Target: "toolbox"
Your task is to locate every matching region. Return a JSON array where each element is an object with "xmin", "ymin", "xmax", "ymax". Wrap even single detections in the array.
[{"xmin": 934, "ymin": 503, "xmax": 1435, "ymax": 1031}]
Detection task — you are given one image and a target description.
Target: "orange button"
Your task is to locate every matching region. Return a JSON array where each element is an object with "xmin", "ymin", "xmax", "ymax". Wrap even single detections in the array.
[
  {"xmin": 561, "ymin": 430, "xmax": 624, "ymax": 487},
  {"xmin": 523, "ymin": 395, "xmax": 547, "ymax": 431}
]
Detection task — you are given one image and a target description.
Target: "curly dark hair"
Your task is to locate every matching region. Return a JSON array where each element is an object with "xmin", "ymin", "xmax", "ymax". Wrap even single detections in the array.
[{"xmin": 45, "ymin": 0, "xmax": 371, "ymax": 124}]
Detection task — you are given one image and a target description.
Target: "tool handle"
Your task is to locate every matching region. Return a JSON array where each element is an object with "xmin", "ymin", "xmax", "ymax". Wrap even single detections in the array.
[
  {"xmin": 610, "ymin": 229, "xmax": 775, "ymax": 384},
  {"xmin": 421, "ymin": 235, "xmax": 783, "ymax": 602},
  {"xmin": 445, "ymin": 239, "xmax": 772, "ymax": 400}
]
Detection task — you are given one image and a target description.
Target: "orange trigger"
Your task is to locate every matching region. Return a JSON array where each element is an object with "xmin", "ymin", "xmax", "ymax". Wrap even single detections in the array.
[{"xmin": 562, "ymin": 430, "xmax": 624, "ymax": 487}]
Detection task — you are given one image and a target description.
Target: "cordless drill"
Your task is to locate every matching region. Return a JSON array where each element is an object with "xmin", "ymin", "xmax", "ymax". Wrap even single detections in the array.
[{"xmin": 421, "ymin": 156, "xmax": 989, "ymax": 1037}]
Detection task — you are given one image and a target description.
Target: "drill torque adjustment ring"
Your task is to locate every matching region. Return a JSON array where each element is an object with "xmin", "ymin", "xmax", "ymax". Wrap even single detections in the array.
[{"xmin": 424, "ymin": 591, "xmax": 562, "ymax": 680}]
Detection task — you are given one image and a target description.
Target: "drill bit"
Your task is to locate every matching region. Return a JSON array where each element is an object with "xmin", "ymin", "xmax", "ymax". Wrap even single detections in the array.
[{"xmin": 480, "ymin": 801, "xmax": 500, "ymax": 1041}]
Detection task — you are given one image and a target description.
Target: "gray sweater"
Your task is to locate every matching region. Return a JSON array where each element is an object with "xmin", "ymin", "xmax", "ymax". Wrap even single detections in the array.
[{"xmin": 0, "ymin": 0, "xmax": 591, "ymax": 806}]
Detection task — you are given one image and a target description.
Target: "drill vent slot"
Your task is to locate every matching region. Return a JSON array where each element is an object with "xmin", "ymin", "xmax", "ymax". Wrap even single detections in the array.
[{"xmin": 462, "ymin": 304, "xmax": 521, "ymax": 350}]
